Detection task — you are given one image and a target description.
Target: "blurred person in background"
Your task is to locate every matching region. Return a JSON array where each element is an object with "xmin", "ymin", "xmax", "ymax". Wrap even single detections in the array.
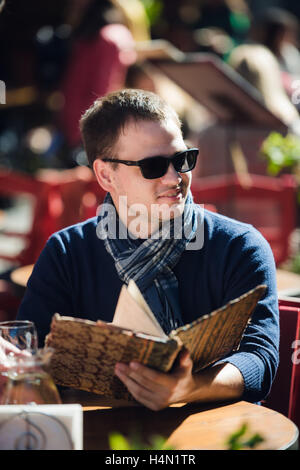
[
  {"xmin": 152, "ymin": 0, "xmax": 251, "ymax": 56},
  {"xmin": 57, "ymin": 0, "xmax": 138, "ymax": 162},
  {"xmin": 248, "ymin": 7, "xmax": 300, "ymax": 99},
  {"xmin": 228, "ymin": 43, "xmax": 300, "ymax": 134},
  {"xmin": 192, "ymin": 0, "xmax": 251, "ymax": 57},
  {"xmin": 111, "ymin": 0, "xmax": 150, "ymax": 42},
  {"xmin": 0, "ymin": 0, "xmax": 138, "ymax": 171}
]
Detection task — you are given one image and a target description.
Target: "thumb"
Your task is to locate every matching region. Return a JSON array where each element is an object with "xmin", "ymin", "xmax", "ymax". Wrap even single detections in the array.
[{"xmin": 179, "ymin": 349, "xmax": 193, "ymax": 369}]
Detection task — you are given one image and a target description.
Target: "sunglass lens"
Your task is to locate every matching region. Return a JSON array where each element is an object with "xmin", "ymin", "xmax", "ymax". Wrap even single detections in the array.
[
  {"xmin": 187, "ymin": 150, "xmax": 198, "ymax": 170},
  {"xmin": 174, "ymin": 150, "xmax": 198, "ymax": 172},
  {"xmin": 140, "ymin": 157, "xmax": 169, "ymax": 179}
]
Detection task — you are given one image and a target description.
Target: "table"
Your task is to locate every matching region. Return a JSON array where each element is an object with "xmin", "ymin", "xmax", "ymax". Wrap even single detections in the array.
[
  {"xmin": 10, "ymin": 264, "xmax": 34, "ymax": 289},
  {"xmin": 276, "ymin": 269, "xmax": 300, "ymax": 291},
  {"xmin": 60, "ymin": 389, "xmax": 299, "ymax": 450}
]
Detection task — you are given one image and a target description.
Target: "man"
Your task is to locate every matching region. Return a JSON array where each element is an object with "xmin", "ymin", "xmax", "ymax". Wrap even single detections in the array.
[{"xmin": 17, "ymin": 89, "xmax": 279, "ymax": 410}]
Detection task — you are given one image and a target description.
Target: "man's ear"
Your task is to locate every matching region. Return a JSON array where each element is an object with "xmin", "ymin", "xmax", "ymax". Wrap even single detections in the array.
[{"xmin": 93, "ymin": 158, "xmax": 115, "ymax": 192}]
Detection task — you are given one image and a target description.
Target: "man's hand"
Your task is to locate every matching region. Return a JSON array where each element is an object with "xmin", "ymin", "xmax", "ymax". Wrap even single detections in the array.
[
  {"xmin": 0, "ymin": 337, "xmax": 31, "ymax": 396},
  {"xmin": 114, "ymin": 349, "xmax": 196, "ymax": 411},
  {"xmin": 0, "ymin": 336, "xmax": 30, "ymax": 367},
  {"xmin": 115, "ymin": 350, "xmax": 245, "ymax": 410}
]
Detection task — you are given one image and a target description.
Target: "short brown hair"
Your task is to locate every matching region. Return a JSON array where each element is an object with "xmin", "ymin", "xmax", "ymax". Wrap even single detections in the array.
[{"xmin": 79, "ymin": 88, "xmax": 181, "ymax": 167}]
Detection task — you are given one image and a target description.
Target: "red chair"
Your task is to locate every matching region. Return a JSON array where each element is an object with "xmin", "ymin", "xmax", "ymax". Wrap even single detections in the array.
[
  {"xmin": 0, "ymin": 169, "xmax": 63, "ymax": 267},
  {"xmin": 278, "ymin": 296, "xmax": 300, "ymax": 309},
  {"xmin": 0, "ymin": 167, "xmax": 108, "ymax": 265},
  {"xmin": 37, "ymin": 167, "xmax": 100, "ymax": 229},
  {"xmin": 0, "ymin": 169, "xmax": 65, "ymax": 320},
  {"xmin": 263, "ymin": 300, "xmax": 300, "ymax": 429},
  {"xmin": 289, "ymin": 309, "xmax": 300, "ymax": 429},
  {"xmin": 0, "ymin": 168, "xmax": 106, "ymax": 319},
  {"xmin": 191, "ymin": 173, "xmax": 297, "ymax": 266}
]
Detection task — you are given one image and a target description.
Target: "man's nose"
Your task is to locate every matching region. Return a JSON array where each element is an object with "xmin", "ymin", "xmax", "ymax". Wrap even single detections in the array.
[{"xmin": 160, "ymin": 162, "xmax": 182, "ymax": 184}]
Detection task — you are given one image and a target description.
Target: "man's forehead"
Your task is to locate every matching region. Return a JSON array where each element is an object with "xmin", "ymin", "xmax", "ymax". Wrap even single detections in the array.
[
  {"xmin": 114, "ymin": 118, "xmax": 184, "ymax": 158},
  {"xmin": 118, "ymin": 117, "xmax": 182, "ymax": 141}
]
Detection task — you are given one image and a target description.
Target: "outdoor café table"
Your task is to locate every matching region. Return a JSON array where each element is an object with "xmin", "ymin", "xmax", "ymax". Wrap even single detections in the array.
[
  {"xmin": 10, "ymin": 264, "xmax": 34, "ymax": 291},
  {"xmin": 60, "ymin": 389, "xmax": 299, "ymax": 450}
]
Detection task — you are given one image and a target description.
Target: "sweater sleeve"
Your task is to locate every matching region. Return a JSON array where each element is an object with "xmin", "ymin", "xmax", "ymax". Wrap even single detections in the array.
[
  {"xmin": 17, "ymin": 233, "xmax": 74, "ymax": 347},
  {"xmin": 216, "ymin": 227, "xmax": 279, "ymax": 402}
]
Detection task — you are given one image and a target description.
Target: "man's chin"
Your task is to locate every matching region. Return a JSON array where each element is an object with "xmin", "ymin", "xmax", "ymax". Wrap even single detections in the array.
[{"xmin": 156, "ymin": 198, "xmax": 186, "ymax": 220}]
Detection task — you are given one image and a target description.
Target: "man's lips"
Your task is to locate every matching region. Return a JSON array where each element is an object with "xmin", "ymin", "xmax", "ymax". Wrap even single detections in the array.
[{"xmin": 157, "ymin": 187, "xmax": 183, "ymax": 199}]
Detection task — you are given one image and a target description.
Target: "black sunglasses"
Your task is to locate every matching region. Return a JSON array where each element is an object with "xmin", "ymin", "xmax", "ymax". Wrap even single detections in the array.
[{"xmin": 102, "ymin": 148, "xmax": 199, "ymax": 180}]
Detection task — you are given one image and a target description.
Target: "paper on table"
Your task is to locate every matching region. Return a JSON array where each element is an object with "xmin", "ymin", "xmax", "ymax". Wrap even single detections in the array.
[{"xmin": 0, "ymin": 404, "xmax": 83, "ymax": 450}]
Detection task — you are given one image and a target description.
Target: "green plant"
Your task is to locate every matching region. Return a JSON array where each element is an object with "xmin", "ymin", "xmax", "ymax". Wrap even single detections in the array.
[
  {"xmin": 261, "ymin": 132, "xmax": 300, "ymax": 273},
  {"xmin": 108, "ymin": 431, "xmax": 174, "ymax": 450},
  {"xmin": 140, "ymin": 0, "xmax": 163, "ymax": 27},
  {"xmin": 290, "ymin": 251, "xmax": 300, "ymax": 274},
  {"xmin": 261, "ymin": 131, "xmax": 300, "ymax": 178},
  {"xmin": 226, "ymin": 423, "xmax": 265, "ymax": 450}
]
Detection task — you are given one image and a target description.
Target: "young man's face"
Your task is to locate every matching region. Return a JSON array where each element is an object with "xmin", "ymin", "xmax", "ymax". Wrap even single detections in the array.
[{"xmin": 96, "ymin": 118, "xmax": 192, "ymax": 237}]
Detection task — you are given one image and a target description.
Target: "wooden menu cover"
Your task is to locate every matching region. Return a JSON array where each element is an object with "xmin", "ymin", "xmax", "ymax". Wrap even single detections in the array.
[{"xmin": 45, "ymin": 284, "xmax": 266, "ymax": 400}]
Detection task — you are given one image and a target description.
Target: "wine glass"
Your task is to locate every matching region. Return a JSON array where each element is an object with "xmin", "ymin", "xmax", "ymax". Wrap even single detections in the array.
[
  {"xmin": 0, "ymin": 320, "xmax": 38, "ymax": 353},
  {"xmin": 0, "ymin": 322, "xmax": 61, "ymax": 405},
  {"xmin": 0, "ymin": 321, "xmax": 38, "ymax": 399},
  {"xmin": 0, "ymin": 349, "xmax": 62, "ymax": 405}
]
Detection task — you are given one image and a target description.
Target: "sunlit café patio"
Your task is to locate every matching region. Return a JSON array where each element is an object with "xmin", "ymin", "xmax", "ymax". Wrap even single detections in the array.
[{"xmin": 0, "ymin": 0, "xmax": 299, "ymax": 452}]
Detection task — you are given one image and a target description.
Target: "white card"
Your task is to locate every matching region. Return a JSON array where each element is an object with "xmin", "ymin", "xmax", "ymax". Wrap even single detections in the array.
[{"xmin": 0, "ymin": 404, "xmax": 83, "ymax": 450}]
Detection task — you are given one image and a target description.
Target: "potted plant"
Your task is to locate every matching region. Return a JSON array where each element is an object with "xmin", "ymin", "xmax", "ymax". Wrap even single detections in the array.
[{"xmin": 261, "ymin": 132, "xmax": 300, "ymax": 280}]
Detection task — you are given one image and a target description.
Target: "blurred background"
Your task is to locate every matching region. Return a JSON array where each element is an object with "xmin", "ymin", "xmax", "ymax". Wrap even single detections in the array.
[{"xmin": 0, "ymin": 0, "xmax": 300, "ymax": 319}]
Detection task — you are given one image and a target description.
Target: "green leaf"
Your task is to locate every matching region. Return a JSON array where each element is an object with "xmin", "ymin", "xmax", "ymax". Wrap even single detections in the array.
[
  {"xmin": 140, "ymin": 0, "xmax": 163, "ymax": 26},
  {"xmin": 226, "ymin": 423, "xmax": 265, "ymax": 450},
  {"xmin": 149, "ymin": 434, "xmax": 174, "ymax": 450},
  {"xmin": 226, "ymin": 422, "xmax": 248, "ymax": 449},
  {"xmin": 108, "ymin": 431, "xmax": 173, "ymax": 450},
  {"xmin": 244, "ymin": 433, "xmax": 265, "ymax": 448},
  {"xmin": 291, "ymin": 251, "xmax": 300, "ymax": 274},
  {"xmin": 108, "ymin": 432, "xmax": 132, "ymax": 450},
  {"xmin": 261, "ymin": 132, "xmax": 300, "ymax": 175}
]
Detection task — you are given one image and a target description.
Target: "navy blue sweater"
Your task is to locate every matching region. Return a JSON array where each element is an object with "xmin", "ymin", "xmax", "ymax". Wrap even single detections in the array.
[{"xmin": 17, "ymin": 210, "xmax": 279, "ymax": 402}]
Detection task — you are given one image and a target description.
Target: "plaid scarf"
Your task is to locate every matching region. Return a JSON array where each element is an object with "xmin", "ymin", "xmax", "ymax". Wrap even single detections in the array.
[{"xmin": 96, "ymin": 191, "xmax": 202, "ymax": 334}]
